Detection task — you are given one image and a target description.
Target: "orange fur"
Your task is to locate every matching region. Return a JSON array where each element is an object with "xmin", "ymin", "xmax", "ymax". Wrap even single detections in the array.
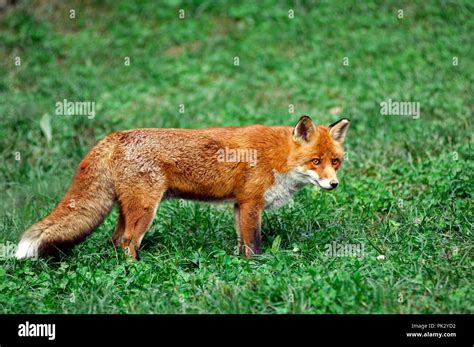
[{"xmin": 16, "ymin": 116, "xmax": 350, "ymax": 259}]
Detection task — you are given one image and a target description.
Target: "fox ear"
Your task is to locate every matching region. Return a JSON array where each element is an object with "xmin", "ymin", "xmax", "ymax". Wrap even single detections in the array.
[
  {"xmin": 293, "ymin": 116, "xmax": 316, "ymax": 143},
  {"xmin": 329, "ymin": 118, "xmax": 350, "ymax": 144}
]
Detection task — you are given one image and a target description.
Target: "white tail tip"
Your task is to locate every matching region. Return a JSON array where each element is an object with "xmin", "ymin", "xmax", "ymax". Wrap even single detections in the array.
[{"xmin": 15, "ymin": 237, "xmax": 41, "ymax": 259}]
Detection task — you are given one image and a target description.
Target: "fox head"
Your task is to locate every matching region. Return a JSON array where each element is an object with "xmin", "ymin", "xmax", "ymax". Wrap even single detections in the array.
[{"xmin": 290, "ymin": 115, "xmax": 350, "ymax": 190}]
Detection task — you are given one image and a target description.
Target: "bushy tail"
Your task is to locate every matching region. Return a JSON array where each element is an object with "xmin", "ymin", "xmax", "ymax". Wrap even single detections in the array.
[{"xmin": 16, "ymin": 137, "xmax": 116, "ymax": 259}]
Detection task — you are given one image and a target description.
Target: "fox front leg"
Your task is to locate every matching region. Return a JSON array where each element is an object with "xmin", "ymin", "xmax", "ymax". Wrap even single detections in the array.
[
  {"xmin": 236, "ymin": 201, "xmax": 263, "ymax": 257},
  {"xmin": 234, "ymin": 204, "xmax": 245, "ymax": 255}
]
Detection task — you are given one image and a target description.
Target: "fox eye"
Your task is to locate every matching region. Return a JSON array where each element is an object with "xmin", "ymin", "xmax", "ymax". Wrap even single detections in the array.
[
  {"xmin": 312, "ymin": 158, "xmax": 321, "ymax": 166},
  {"xmin": 332, "ymin": 158, "xmax": 339, "ymax": 165}
]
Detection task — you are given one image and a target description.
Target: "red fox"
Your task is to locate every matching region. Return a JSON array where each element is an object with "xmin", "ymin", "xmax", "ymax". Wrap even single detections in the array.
[{"xmin": 15, "ymin": 116, "xmax": 350, "ymax": 260}]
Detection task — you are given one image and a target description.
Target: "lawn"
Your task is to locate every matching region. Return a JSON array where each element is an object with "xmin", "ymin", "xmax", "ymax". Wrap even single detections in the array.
[{"xmin": 0, "ymin": 0, "xmax": 472, "ymax": 313}]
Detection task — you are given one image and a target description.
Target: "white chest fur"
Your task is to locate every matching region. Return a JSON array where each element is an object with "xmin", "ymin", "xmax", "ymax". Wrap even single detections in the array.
[{"xmin": 264, "ymin": 168, "xmax": 314, "ymax": 209}]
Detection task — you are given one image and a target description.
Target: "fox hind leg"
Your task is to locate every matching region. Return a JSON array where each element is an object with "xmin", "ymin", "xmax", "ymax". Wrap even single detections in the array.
[
  {"xmin": 117, "ymin": 188, "xmax": 165, "ymax": 260},
  {"xmin": 111, "ymin": 210, "xmax": 125, "ymax": 247}
]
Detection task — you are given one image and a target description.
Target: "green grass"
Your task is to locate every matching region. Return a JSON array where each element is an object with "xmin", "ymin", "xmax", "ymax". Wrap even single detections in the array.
[{"xmin": 0, "ymin": 0, "xmax": 472, "ymax": 313}]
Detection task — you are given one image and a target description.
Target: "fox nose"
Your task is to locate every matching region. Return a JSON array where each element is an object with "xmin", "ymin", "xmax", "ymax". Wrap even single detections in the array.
[{"xmin": 330, "ymin": 180, "xmax": 339, "ymax": 189}]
